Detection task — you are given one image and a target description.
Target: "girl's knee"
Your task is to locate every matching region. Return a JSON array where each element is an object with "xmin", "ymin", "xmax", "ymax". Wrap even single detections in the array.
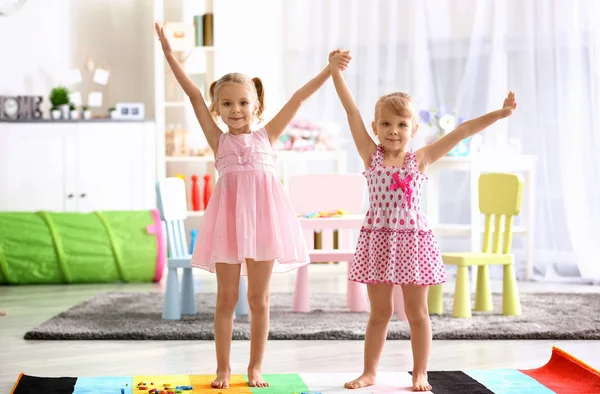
[
  {"xmin": 405, "ymin": 306, "xmax": 429, "ymax": 325},
  {"xmin": 401, "ymin": 285, "xmax": 429, "ymax": 324},
  {"xmin": 248, "ymin": 292, "xmax": 269, "ymax": 313},
  {"xmin": 370, "ymin": 304, "xmax": 394, "ymax": 324},
  {"xmin": 217, "ymin": 289, "xmax": 239, "ymax": 312}
]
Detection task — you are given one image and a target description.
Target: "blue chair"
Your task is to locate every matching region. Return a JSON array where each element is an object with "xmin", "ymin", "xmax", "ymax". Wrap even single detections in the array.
[{"xmin": 155, "ymin": 177, "xmax": 249, "ymax": 320}]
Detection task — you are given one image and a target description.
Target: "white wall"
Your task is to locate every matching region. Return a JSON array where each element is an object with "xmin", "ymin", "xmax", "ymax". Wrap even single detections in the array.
[
  {"xmin": 171, "ymin": 0, "xmax": 287, "ymax": 150},
  {"xmin": 0, "ymin": 0, "xmax": 155, "ymax": 117},
  {"xmin": 69, "ymin": 0, "xmax": 155, "ymax": 116},
  {"xmin": 0, "ymin": 0, "xmax": 286, "ymax": 122},
  {"xmin": 213, "ymin": 0, "xmax": 286, "ymax": 120},
  {"xmin": 0, "ymin": 0, "xmax": 73, "ymax": 101}
]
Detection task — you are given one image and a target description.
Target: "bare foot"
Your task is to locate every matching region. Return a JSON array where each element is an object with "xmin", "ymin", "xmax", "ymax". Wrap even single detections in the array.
[
  {"xmin": 344, "ymin": 373, "xmax": 376, "ymax": 389},
  {"xmin": 412, "ymin": 372, "xmax": 432, "ymax": 392},
  {"xmin": 211, "ymin": 369, "xmax": 230, "ymax": 389},
  {"xmin": 247, "ymin": 367, "xmax": 269, "ymax": 388}
]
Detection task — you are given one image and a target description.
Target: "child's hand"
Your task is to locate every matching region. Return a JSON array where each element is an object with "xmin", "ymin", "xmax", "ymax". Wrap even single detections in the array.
[
  {"xmin": 329, "ymin": 48, "xmax": 341, "ymax": 61},
  {"xmin": 329, "ymin": 50, "xmax": 351, "ymax": 72},
  {"xmin": 500, "ymin": 91, "xmax": 517, "ymax": 118},
  {"xmin": 155, "ymin": 22, "xmax": 173, "ymax": 55},
  {"xmin": 329, "ymin": 48, "xmax": 346, "ymax": 63}
]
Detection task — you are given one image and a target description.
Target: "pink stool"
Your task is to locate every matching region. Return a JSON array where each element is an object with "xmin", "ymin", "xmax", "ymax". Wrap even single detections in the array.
[
  {"xmin": 293, "ymin": 259, "xmax": 406, "ymax": 319},
  {"xmin": 293, "ymin": 249, "xmax": 368, "ymax": 312}
]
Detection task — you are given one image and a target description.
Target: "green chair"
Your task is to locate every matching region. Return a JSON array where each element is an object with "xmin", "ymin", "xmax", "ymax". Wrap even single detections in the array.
[{"xmin": 428, "ymin": 173, "xmax": 523, "ymax": 318}]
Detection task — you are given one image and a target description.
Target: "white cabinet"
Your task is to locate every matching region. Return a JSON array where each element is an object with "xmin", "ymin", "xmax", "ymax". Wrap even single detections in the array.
[
  {"xmin": 0, "ymin": 121, "xmax": 157, "ymax": 212},
  {"xmin": 0, "ymin": 123, "xmax": 74, "ymax": 211},
  {"xmin": 74, "ymin": 122, "xmax": 152, "ymax": 211}
]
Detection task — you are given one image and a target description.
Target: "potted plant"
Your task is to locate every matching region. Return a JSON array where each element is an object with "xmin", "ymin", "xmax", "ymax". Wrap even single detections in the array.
[
  {"xmin": 419, "ymin": 106, "xmax": 469, "ymax": 156},
  {"xmin": 50, "ymin": 106, "xmax": 61, "ymax": 120},
  {"xmin": 49, "ymin": 86, "xmax": 70, "ymax": 119},
  {"xmin": 108, "ymin": 107, "xmax": 117, "ymax": 119},
  {"xmin": 82, "ymin": 106, "xmax": 91, "ymax": 120},
  {"xmin": 69, "ymin": 103, "xmax": 79, "ymax": 119}
]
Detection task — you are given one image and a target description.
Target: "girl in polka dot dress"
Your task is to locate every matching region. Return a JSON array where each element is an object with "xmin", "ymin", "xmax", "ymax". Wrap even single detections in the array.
[{"xmin": 329, "ymin": 51, "xmax": 517, "ymax": 392}]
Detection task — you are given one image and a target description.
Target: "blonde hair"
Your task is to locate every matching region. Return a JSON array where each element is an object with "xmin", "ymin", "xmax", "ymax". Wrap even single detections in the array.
[
  {"xmin": 374, "ymin": 92, "xmax": 417, "ymax": 126},
  {"xmin": 208, "ymin": 73, "xmax": 265, "ymax": 122}
]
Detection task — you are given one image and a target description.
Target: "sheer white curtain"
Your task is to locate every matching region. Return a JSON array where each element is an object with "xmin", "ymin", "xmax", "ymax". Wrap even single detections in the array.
[{"xmin": 282, "ymin": 0, "xmax": 600, "ymax": 282}]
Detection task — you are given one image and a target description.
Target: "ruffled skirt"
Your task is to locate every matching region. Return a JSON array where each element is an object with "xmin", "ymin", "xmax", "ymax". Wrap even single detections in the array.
[
  {"xmin": 190, "ymin": 170, "xmax": 309, "ymax": 275},
  {"xmin": 348, "ymin": 207, "xmax": 446, "ymax": 285}
]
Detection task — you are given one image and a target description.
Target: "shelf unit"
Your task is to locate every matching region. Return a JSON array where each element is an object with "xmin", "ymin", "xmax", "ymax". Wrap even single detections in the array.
[
  {"xmin": 153, "ymin": 0, "xmax": 216, "ymax": 180},
  {"xmin": 153, "ymin": 0, "xmax": 217, "ymax": 219}
]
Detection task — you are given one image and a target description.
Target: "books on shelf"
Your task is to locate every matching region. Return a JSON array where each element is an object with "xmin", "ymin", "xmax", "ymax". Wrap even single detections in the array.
[{"xmin": 194, "ymin": 13, "xmax": 214, "ymax": 47}]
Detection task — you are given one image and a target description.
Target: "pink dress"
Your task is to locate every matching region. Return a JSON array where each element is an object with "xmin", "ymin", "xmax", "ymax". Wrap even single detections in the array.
[
  {"xmin": 349, "ymin": 145, "xmax": 446, "ymax": 286},
  {"xmin": 190, "ymin": 128, "xmax": 309, "ymax": 275}
]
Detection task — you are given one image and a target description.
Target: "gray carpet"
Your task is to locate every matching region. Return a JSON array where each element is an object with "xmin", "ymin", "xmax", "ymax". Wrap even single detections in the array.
[{"xmin": 24, "ymin": 291, "xmax": 600, "ymax": 340}]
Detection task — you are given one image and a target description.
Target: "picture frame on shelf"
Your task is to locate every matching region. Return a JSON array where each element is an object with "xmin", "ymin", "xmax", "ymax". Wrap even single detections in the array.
[
  {"xmin": 115, "ymin": 103, "xmax": 145, "ymax": 120},
  {"xmin": 163, "ymin": 22, "xmax": 196, "ymax": 52}
]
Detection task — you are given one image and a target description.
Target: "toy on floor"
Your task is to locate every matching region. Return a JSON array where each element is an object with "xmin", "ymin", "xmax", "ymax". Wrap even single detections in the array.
[
  {"xmin": 298, "ymin": 209, "xmax": 349, "ymax": 218},
  {"xmin": 13, "ymin": 350, "xmax": 600, "ymax": 394},
  {"xmin": 203, "ymin": 174, "xmax": 212, "ymax": 208},
  {"xmin": 189, "ymin": 229, "xmax": 198, "ymax": 253},
  {"xmin": 135, "ymin": 380, "xmax": 193, "ymax": 393},
  {"xmin": 190, "ymin": 175, "xmax": 202, "ymax": 211}
]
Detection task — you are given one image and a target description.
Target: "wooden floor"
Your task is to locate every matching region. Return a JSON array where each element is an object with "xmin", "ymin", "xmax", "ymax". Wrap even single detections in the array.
[{"xmin": 1, "ymin": 264, "xmax": 600, "ymax": 392}]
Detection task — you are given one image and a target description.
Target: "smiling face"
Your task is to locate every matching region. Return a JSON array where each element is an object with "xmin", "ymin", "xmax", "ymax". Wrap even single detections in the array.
[
  {"xmin": 372, "ymin": 104, "xmax": 418, "ymax": 151},
  {"xmin": 371, "ymin": 95, "xmax": 418, "ymax": 152},
  {"xmin": 216, "ymin": 83, "xmax": 257, "ymax": 134}
]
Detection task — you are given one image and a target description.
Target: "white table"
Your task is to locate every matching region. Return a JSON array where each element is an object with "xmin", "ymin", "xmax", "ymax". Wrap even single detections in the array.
[{"xmin": 424, "ymin": 154, "xmax": 538, "ymax": 280}]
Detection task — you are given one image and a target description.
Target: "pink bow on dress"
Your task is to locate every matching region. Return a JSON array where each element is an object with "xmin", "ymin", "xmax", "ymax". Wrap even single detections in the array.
[
  {"xmin": 237, "ymin": 147, "xmax": 253, "ymax": 164},
  {"xmin": 391, "ymin": 172, "xmax": 413, "ymax": 208}
]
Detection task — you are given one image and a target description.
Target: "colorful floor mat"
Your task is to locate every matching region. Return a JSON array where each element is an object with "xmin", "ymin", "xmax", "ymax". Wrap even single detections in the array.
[{"xmin": 11, "ymin": 347, "xmax": 600, "ymax": 393}]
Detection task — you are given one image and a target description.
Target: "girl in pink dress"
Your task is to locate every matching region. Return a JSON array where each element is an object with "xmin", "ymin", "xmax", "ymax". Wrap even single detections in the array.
[
  {"xmin": 156, "ymin": 24, "xmax": 350, "ymax": 389},
  {"xmin": 329, "ymin": 51, "xmax": 517, "ymax": 392}
]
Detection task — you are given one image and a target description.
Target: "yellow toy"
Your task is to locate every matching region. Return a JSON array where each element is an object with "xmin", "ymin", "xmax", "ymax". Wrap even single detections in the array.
[{"xmin": 299, "ymin": 209, "xmax": 349, "ymax": 218}]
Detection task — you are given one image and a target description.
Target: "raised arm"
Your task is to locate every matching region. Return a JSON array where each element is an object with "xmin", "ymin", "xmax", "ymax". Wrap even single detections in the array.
[
  {"xmin": 417, "ymin": 91, "xmax": 517, "ymax": 170},
  {"xmin": 264, "ymin": 50, "xmax": 345, "ymax": 145},
  {"xmin": 155, "ymin": 23, "xmax": 221, "ymax": 153},
  {"xmin": 330, "ymin": 51, "xmax": 377, "ymax": 166}
]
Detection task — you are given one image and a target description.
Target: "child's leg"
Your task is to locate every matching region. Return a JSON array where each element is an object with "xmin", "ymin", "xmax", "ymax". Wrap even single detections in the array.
[
  {"xmin": 345, "ymin": 283, "xmax": 394, "ymax": 389},
  {"xmin": 212, "ymin": 263, "xmax": 242, "ymax": 389},
  {"xmin": 246, "ymin": 258, "xmax": 275, "ymax": 388},
  {"xmin": 401, "ymin": 284, "xmax": 432, "ymax": 392}
]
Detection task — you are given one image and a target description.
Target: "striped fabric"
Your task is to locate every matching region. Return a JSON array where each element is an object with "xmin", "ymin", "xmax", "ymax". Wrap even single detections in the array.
[{"xmin": 11, "ymin": 347, "xmax": 600, "ymax": 393}]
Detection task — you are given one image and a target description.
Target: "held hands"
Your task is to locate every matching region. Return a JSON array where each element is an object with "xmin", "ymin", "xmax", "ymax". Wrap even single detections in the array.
[
  {"xmin": 499, "ymin": 91, "xmax": 517, "ymax": 118},
  {"xmin": 154, "ymin": 22, "xmax": 173, "ymax": 55},
  {"xmin": 329, "ymin": 49, "xmax": 352, "ymax": 72}
]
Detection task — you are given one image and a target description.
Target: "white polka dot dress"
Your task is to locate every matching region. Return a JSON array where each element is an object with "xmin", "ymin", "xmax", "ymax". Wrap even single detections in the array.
[{"xmin": 349, "ymin": 145, "xmax": 447, "ymax": 286}]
